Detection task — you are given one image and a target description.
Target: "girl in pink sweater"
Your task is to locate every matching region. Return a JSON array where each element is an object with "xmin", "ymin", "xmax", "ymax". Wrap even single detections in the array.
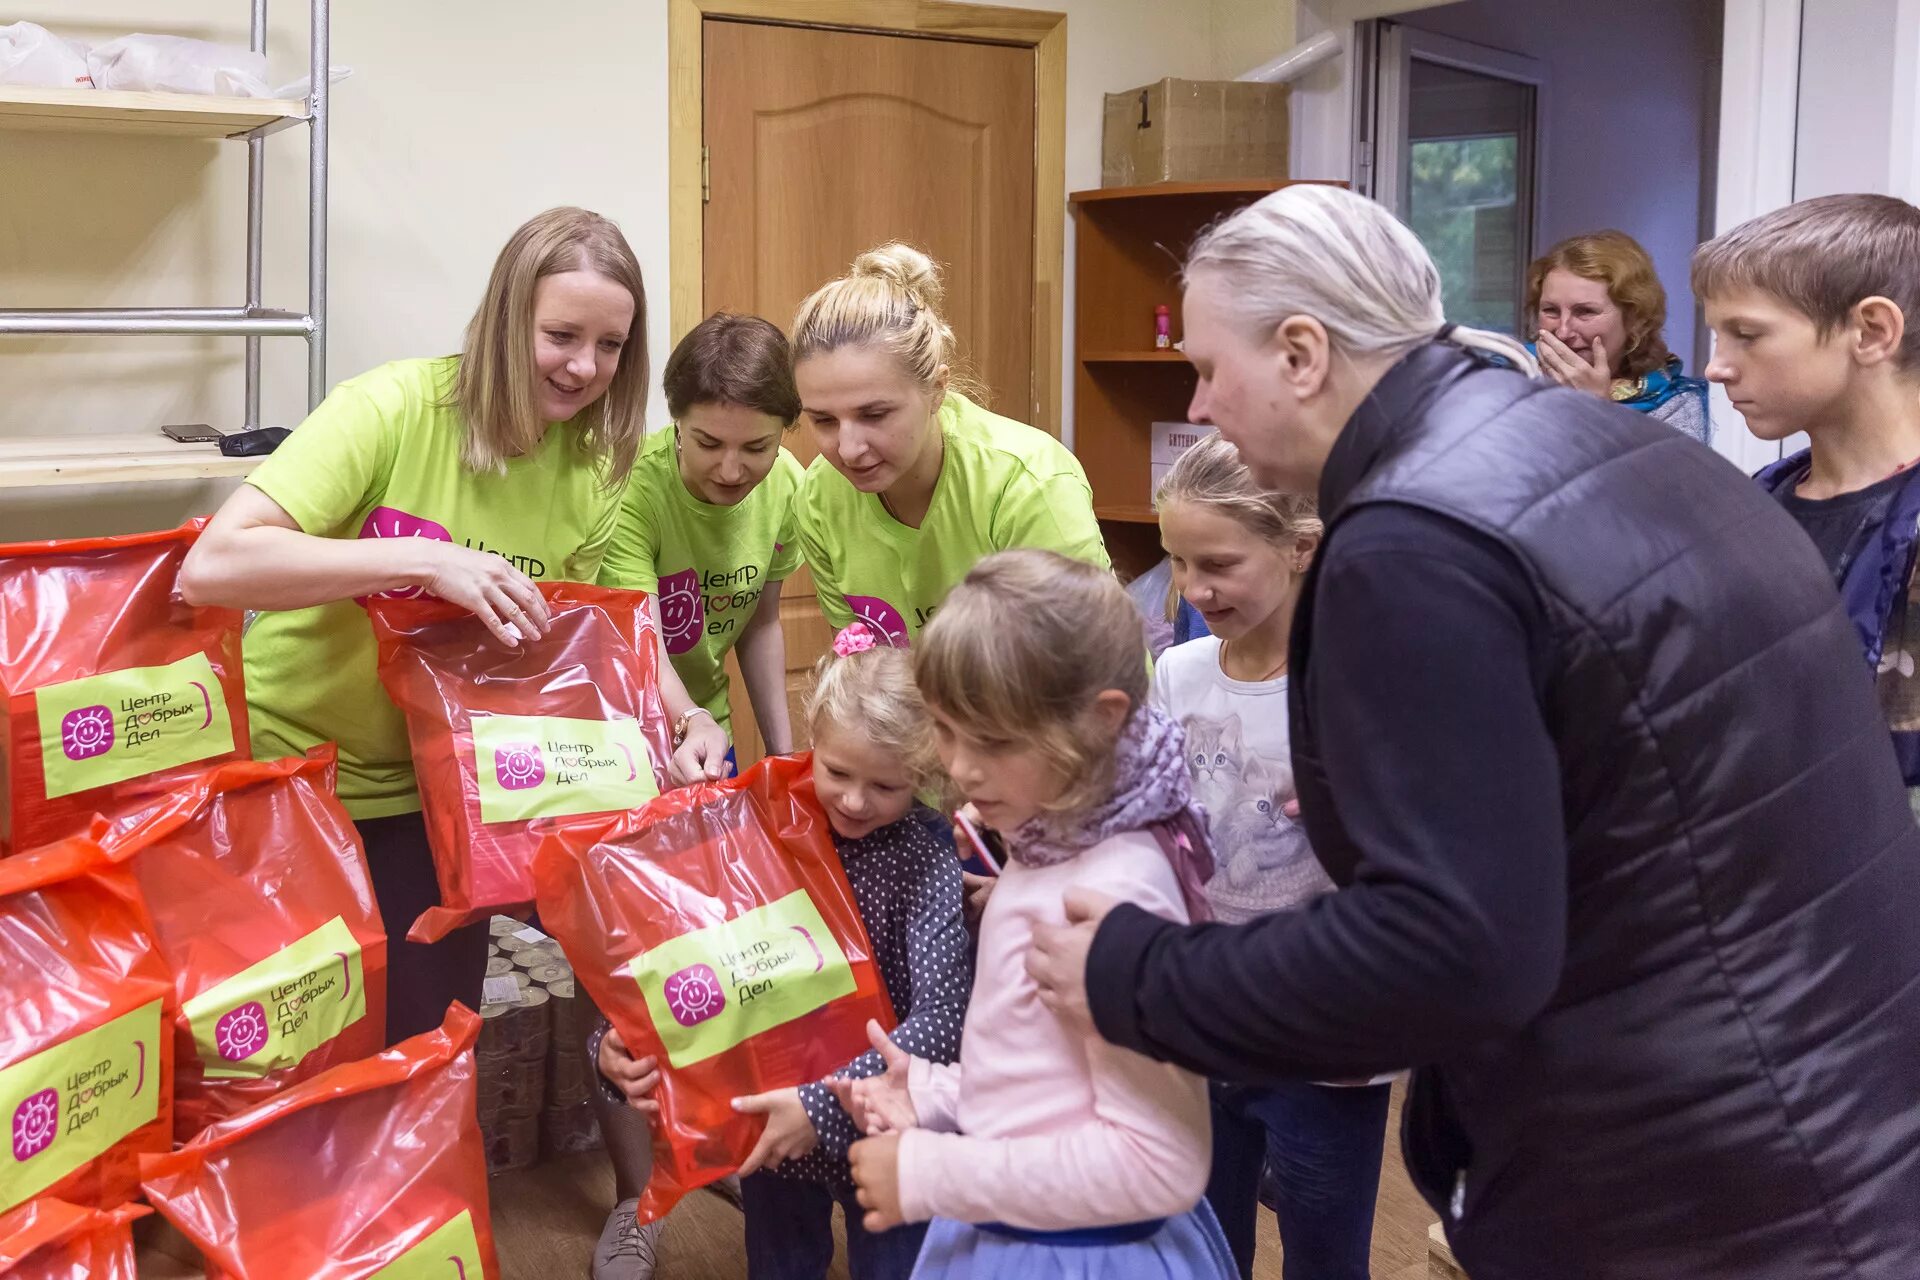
[{"xmin": 840, "ymin": 548, "xmax": 1236, "ymax": 1279}]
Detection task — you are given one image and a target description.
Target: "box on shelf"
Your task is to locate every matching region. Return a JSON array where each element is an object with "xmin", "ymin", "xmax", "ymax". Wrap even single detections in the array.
[
  {"xmin": 1103, "ymin": 77, "xmax": 1289, "ymax": 187},
  {"xmin": 1150, "ymin": 421, "xmax": 1212, "ymax": 508}
]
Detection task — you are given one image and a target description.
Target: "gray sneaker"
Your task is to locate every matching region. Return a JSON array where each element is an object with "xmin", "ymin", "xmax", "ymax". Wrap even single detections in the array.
[{"xmin": 592, "ymin": 1199, "xmax": 662, "ymax": 1280}]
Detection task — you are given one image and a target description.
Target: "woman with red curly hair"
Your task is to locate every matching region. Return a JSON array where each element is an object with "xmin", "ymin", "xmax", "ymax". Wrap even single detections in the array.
[{"xmin": 1528, "ymin": 230, "xmax": 1711, "ymax": 443}]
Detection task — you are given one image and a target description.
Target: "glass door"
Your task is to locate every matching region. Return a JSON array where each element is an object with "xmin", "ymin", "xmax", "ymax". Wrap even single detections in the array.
[{"xmin": 1360, "ymin": 23, "xmax": 1543, "ymax": 336}]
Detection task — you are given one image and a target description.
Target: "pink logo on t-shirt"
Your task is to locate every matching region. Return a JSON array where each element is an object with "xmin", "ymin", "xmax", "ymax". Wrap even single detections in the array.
[
  {"xmin": 494, "ymin": 743, "xmax": 546, "ymax": 791},
  {"xmin": 60, "ymin": 704, "xmax": 115, "ymax": 761},
  {"xmin": 663, "ymin": 964, "xmax": 726, "ymax": 1027},
  {"xmin": 844, "ymin": 596, "xmax": 909, "ymax": 647},
  {"xmin": 658, "ymin": 569, "xmax": 704, "ymax": 656},
  {"xmin": 11, "ymin": 1089, "xmax": 58, "ymax": 1162},
  {"xmin": 356, "ymin": 506, "xmax": 454, "ymax": 602}
]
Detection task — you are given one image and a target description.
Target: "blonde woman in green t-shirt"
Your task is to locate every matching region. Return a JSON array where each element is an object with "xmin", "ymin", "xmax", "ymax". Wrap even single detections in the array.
[
  {"xmin": 179, "ymin": 207, "xmax": 728, "ymax": 1046},
  {"xmin": 791, "ymin": 244, "xmax": 1110, "ymax": 648},
  {"xmin": 601, "ymin": 313, "xmax": 806, "ymax": 760}
]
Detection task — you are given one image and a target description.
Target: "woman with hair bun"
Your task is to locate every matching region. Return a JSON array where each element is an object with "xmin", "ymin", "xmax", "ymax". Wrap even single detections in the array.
[{"xmin": 790, "ymin": 244, "xmax": 1109, "ymax": 649}]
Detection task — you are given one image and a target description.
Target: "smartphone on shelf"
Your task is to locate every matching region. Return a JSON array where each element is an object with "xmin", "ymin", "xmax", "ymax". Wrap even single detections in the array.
[
  {"xmin": 954, "ymin": 810, "xmax": 1004, "ymax": 878},
  {"xmin": 162, "ymin": 423, "xmax": 222, "ymax": 444}
]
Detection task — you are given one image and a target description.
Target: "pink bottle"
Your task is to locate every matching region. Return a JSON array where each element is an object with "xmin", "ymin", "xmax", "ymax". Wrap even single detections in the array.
[{"xmin": 1154, "ymin": 305, "xmax": 1172, "ymax": 349}]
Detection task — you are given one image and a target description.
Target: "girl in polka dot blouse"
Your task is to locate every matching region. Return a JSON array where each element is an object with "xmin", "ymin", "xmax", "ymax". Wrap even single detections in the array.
[{"xmin": 592, "ymin": 620, "xmax": 972, "ymax": 1279}]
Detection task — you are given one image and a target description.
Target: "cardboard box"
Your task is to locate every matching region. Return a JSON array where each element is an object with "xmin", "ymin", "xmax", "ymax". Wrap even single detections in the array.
[
  {"xmin": 1103, "ymin": 77, "xmax": 1289, "ymax": 187},
  {"xmin": 1150, "ymin": 421, "xmax": 1212, "ymax": 508}
]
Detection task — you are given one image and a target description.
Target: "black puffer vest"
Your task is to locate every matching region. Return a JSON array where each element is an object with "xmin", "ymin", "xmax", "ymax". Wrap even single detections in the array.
[{"xmin": 1290, "ymin": 344, "xmax": 1920, "ymax": 1279}]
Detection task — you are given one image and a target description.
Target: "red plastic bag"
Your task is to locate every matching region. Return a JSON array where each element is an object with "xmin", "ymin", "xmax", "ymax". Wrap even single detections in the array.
[
  {"xmin": 533, "ymin": 754, "xmax": 895, "ymax": 1222},
  {"xmin": 0, "ymin": 521, "xmax": 249, "ymax": 854},
  {"xmin": 370, "ymin": 583, "xmax": 673, "ymax": 942},
  {"xmin": 0, "ymin": 1199, "xmax": 147, "ymax": 1278},
  {"xmin": 139, "ymin": 1004, "xmax": 499, "ymax": 1280},
  {"xmin": 0, "ymin": 835, "xmax": 173, "ymax": 1215},
  {"xmin": 105, "ymin": 747, "xmax": 389, "ymax": 1141}
]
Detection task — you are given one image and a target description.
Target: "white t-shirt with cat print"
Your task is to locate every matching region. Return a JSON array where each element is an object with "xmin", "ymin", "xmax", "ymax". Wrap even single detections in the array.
[{"xmin": 1150, "ymin": 636, "xmax": 1337, "ymax": 924}]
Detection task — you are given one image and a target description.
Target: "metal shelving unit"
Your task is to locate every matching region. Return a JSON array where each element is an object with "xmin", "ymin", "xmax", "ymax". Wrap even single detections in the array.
[{"xmin": 0, "ymin": 0, "xmax": 330, "ymax": 489}]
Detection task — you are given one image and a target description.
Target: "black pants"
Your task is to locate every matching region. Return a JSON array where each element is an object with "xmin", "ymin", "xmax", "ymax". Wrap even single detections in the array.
[{"xmin": 357, "ymin": 810, "xmax": 490, "ymax": 1044}]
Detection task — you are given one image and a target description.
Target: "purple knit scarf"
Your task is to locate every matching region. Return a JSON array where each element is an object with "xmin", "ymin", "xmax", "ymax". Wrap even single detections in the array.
[{"xmin": 1008, "ymin": 703, "xmax": 1216, "ymax": 921}]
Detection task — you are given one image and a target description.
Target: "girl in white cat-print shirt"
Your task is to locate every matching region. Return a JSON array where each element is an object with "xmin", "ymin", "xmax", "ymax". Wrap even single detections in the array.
[{"xmin": 1150, "ymin": 433, "xmax": 1393, "ymax": 1280}]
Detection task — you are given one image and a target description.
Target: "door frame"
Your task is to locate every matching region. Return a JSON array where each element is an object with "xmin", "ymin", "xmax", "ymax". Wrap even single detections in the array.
[{"xmin": 666, "ymin": 0, "xmax": 1069, "ymax": 433}]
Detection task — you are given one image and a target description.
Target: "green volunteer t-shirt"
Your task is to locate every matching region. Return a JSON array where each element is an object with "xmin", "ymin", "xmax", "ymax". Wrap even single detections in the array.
[
  {"xmin": 244, "ymin": 356, "xmax": 624, "ymax": 820},
  {"xmin": 796, "ymin": 391, "xmax": 1109, "ymax": 643},
  {"xmin": 597, "ymin": 426, "xmax": 804, "ymax": 733}
]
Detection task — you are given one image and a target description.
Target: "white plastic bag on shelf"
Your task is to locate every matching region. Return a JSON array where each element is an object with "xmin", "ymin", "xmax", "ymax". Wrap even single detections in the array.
[
  {"xmin": 0, "ymin": 22, "xmax": 93, "ymax": 89},
  {"xmin": 87, "ymin": 34, "xmax": 271, "ymax": 98},
  {"xmin": 270, "ymin": 65, "xmax": 353, "ymax": 101}
]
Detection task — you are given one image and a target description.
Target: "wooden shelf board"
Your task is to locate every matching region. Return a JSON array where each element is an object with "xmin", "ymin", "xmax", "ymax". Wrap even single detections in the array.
[
  {"xmin": 1095, "ymin": 504, "xmax": 1160, "ymax": 524},
  {"xmin": 0, "ymin": 86, "xmax": 304, "ymax": 139},
  {"xmin": 1082, "ymin": 350, "xmax": 1191, "ymax": 364},
  {"xmin": 0, "ymin": 434, "xmax": 262, "ymax": 488},
  {"xmin": 1071, "ymin": 179, "xmax": 1289, "ymax": 204}
]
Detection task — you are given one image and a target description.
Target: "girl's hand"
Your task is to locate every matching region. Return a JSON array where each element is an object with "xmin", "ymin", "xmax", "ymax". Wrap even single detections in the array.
[
  {"xmin": 849, "ymin": 1133, "xmax": 906, "ymax": 1233},
  {"xmin": 732, "ymin": 1087, "xmax": 819, "ymax": 1175},
  {"xmin": 1536, "ymin": 330, "xmax": 1613, "ymax": 399},
  {"xmin": 419, "ymin": 542, "xmax": 552, "ymax": 648},
  {"xmin": 597, "ymin": 1028, "xmax": 661, "ymax": 1115},
  {"xmin": 669, "ymin": 714, "xmax": 732, "ymax": 788},
  {"xmin": 827, "ymin": 1021, "xmax": 918, "ymax": 1135}
]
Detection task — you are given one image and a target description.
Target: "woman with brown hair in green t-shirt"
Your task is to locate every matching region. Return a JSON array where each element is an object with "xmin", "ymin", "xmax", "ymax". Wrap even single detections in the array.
[{"xmin": 180, "ymin": 207, "xmax": 729, "ymax": 1044}]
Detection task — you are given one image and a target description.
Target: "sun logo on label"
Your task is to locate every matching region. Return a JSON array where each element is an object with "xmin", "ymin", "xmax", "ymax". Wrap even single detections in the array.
[
  {"xmin": 658, "ymin": 569, "xmax": 704, "ymax": 656},
  {"xmin": 215, "ymin": 1001, "xmax": 271, "ymax": 1062},
  {"xmin": 844, "ymin": 597, "xmax": 909, "ymax": 647},
  {"xmin": 663, "ymin": 964, "xmax": 726, "ymax": 1027},
  {"xmin": 11, "ymin": 1089, "xmax": 58, "ymax": 1162},
  {"xmin": 61, "ymin": 704, "xmax": 115, "ymax": 761},
  {"xmin": 495, "ymin": 743, "xmax": 545, "ymax": 791},
  {"xmin": 355, "ymin": 507, "xmax": 454, "ymax": 601}
]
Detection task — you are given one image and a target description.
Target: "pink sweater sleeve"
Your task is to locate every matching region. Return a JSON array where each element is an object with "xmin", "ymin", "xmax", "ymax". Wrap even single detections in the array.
[
  {"xmin": 894, "ymin": 853, "xmax": 1212, "ymax": 1228},
  {"xmin": 895, "ymin": 1035, "xmax": 1211, "ymax": 1227},
  {"xmin": 908, "ymin": 1056, "xmax": 965, "ymax": 1133}
]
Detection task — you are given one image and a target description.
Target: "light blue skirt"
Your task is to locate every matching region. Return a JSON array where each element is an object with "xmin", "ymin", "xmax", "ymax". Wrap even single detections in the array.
[{"xmin": 910, "ymin": 1202, "xmax": 1237, "ymax": 1280}]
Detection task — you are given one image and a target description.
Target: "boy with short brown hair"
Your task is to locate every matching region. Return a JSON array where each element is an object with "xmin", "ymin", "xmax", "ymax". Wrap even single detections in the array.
[{"xmin": 1694, "ymin": 192, "xmax": 1920, "ymax": 795}]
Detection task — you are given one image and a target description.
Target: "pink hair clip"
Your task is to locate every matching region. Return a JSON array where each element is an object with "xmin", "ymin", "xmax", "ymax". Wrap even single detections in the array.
[{"xmin": 832, "ymin": 622, "xmax": 879, "ymax": 658}]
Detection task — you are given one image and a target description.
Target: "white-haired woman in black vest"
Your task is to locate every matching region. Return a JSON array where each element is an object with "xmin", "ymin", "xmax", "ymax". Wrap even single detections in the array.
[{"xmin": 1029, "ymin": 183, "xmax": 1920, "ymax": 1279}]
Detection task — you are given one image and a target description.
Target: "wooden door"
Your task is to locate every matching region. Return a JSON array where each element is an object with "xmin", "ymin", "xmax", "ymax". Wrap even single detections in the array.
[{"xmin": 703, "ymin": 18, "xmax": 1038, "ymax": 756}]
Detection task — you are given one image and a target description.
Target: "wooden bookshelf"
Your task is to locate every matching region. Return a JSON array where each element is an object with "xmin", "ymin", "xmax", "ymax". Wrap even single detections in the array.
[{"xmin": 1070, "ymin": 180, "xmax": 1340, "ymax": 572}]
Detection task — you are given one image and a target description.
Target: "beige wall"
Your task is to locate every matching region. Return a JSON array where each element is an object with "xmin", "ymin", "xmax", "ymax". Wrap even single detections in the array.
[{"xmin": 0, "ymin": 0, "xmax": 1288, "ymax": 540}]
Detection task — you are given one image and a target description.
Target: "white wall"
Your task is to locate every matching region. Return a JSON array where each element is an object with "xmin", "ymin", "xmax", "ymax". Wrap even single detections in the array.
[
  {"xmin": 1397, "ymin": 0, "xmax": 1722, "ymax": 371},
  {"xmin": 0, "ymin": 0, "xmax": 1236, "ymax": 540},
  {"xmin": 1795, "ymin": 0, "xmax": 1901, "ymax": 198}
]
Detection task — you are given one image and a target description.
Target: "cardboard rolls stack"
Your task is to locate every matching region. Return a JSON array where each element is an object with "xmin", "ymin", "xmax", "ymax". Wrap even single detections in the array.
[{"xmin": 479, "ymin": 917, "xmax": 604, "ymax": 1172}]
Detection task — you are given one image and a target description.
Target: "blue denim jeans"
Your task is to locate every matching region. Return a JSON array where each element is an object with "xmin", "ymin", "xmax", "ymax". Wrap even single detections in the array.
[
  {"xmin": 741, "ymin": 1171, "xmax": 928, "ymax": 1280},
  {"xmin": 1204, "ymin": 1079, "xmax": 1392, "ymax": 1280}
]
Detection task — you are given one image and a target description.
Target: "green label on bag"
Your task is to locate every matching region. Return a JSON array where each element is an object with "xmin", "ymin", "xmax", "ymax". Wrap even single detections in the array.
[
  {"xmin": 630, "ymin": 891, "xmax": 855, "ymax": 1069},
  {"xmin": 369, "ymin": 1209, "xmax": 485, "ymax": 1280},
  {"xmin": 35, "ymin": 652, "xmax": 233, "ymax": 799},
  {"xmin": 0, "ymin": 1000, "xmax": 163, "ymax": 1212},
  {"xmin": 181, "ymin": 916, "xmax": 367, "ymax": 1080},
  {"xmin": 471, "ymin": 714, "xmax": 660, "ymax": 824}
]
